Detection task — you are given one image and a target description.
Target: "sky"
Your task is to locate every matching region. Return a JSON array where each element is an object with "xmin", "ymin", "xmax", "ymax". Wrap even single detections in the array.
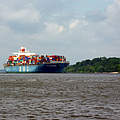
[{"xmin": 0, "ymin": 0, "xmax": 119, "ymax": 68}]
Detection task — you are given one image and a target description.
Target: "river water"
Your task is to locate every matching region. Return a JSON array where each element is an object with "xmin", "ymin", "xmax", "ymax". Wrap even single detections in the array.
[{"xmin": 0, "ymin": 73, "xmax": 120, "ymax": 120}]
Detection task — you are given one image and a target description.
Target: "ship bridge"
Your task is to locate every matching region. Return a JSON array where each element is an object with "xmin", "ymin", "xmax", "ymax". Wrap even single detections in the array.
[{"xmin": 13, "ymin": 47, "xmax": 37, "ymax": 56}]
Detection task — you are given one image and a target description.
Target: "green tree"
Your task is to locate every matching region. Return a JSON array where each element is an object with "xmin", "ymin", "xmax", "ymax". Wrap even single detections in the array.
[{"xmin": 65, "ymin": 57, "xmax": 120, "ymax": 73}]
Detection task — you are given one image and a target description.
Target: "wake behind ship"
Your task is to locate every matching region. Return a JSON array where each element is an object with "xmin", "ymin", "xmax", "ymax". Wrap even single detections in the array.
[{"xmin": 3, "ymin": 47, "xmax": 69, "ymax": 73}]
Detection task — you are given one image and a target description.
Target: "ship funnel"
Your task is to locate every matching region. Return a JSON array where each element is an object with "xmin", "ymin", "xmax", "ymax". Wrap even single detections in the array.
[{"xmin": 20, "ymin": 46, "xmax": 26, "ymax": 53}]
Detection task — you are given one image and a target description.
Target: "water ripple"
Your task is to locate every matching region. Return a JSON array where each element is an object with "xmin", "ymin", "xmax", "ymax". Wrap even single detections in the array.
[{"xmin": 0, "ymin": 73, "xmax": 120, "ymax": 120}]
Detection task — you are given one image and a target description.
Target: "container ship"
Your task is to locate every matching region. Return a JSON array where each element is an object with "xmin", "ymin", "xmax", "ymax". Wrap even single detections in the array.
[{"xmin": 3, "ymin": 47, "xmax": 69, "ymax": 73}]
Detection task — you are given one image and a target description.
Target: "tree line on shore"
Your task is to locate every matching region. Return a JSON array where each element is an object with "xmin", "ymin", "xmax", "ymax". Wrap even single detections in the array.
[{"xmin": 64, "ymin": 57, "xmax": 120, "ymax": 73}]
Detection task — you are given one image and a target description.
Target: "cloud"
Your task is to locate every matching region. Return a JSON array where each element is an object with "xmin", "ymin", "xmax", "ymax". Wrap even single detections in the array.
[
  {"xmin": 0, "ymin": 4, "xmax": 41, "ymax": 24},
  {"xmin": 44, "ymin": 23, "xmax": 65, "ymax": 34},
  {"xmin": 0, "ymin": 0, "xmax": 120, "ymax": 67},
  {"xmin": 106, "ymin": 0, "xmax": 120, "ymax": 26},
  {"xmin": 69, "ymin": 20, "xmax": 80, "ymax": 29},
  {"xmin": 69, "ymin": 19, "xmax": 89, "ymax": 30}
]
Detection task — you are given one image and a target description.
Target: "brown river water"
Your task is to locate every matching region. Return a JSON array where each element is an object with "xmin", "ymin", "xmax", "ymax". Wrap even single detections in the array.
[{"xmin": 0, "ymin": 73, "xmax": 120, "ymax": 120}]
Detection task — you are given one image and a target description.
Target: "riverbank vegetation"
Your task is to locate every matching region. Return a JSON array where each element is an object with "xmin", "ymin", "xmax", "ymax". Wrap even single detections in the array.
[{"xmin": 65, "ymin": 57, "xmax": 120, "ymax": 73}]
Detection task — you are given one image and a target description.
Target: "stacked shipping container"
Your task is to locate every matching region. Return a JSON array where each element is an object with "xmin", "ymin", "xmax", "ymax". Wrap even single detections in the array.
[{"xmin": 7, "ymin": 55, "xmax": 66, "ymax": 66}]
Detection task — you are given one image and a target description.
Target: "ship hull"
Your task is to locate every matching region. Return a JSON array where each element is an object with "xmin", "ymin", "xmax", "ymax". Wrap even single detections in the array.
[{"xmin": 4, "ymin": 63, "xmax": 69, "ymax": 73}]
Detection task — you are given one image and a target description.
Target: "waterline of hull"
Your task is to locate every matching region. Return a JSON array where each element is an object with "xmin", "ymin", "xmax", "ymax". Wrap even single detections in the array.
[{"xmin": 4, "ymin": 63, "xmax": 68, "ymax": 73}]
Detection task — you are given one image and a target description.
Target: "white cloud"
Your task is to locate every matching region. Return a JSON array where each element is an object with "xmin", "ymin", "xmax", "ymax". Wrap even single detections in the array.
[
  {"xmin": 69, "ymin": 19, "xmax": 88, "ymax": 30},
  {"xmin": 58, "ymin": 26, "xmax": 65, "ymax": 33},
  {"xmin": 0, "ymin": 4, "xmax": 41, "ymax": 23},
  {"xmin": 106, "ymin": 0, "xmax": 120, "ymax": 26},
  {"xmin": 44, "ymin": 23, "xmax": 65, "ymax": 34},
  {"xmin": 69, "ymin": 20, "xmax": 80, "ymax": 29},
  {"xmin": 0, "ymin": 0, "xmax": 120, "ymax": 67}
]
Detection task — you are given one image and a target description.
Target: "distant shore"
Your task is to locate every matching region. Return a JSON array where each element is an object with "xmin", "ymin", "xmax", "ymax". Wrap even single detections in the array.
[{"xmin": 64, "ymin": 57, "xmax": 120, "ymax": 73}]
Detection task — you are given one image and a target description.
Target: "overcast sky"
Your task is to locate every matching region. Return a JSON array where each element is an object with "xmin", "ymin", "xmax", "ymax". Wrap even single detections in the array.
[{"xmin": 0, "ymin": 0, "xmax": 119, "ymax": 68}]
